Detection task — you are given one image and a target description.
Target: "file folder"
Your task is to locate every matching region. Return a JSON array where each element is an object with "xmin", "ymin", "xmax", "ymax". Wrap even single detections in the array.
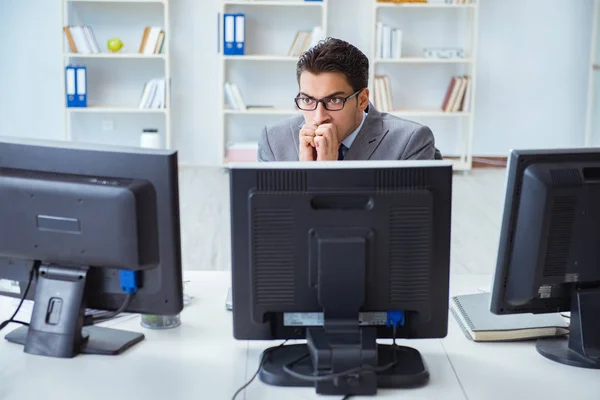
[
  {"xmin": 65, "ymin": 66, "xmax": 77, "ymax": 107},
  {"xmin": 234, "ymin": 14, "xmax": 245, "ymax": 55},
  {"xmin": 223, "ymin": 13, "xmax": 244, "ymax": 55},
  {"xmin": 75, "ymin": 66, "xmax": 87, "ymax": 107}
]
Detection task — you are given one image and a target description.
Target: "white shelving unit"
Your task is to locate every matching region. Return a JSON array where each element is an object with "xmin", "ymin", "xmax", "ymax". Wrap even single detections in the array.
[
  {"xmin": 370, "ymin": 0, "xmax": 479, "ymax": 171},
  {"xmin": 219, "ymin": 0, "xmax": 328, "ymax": 163},
  {"xmin": 585, "ymin": 0, "xmax": 600, "ymax": 147},
  {"xmin": 61, "ymin": 0, "xmax": 172, "ymax": 149}
]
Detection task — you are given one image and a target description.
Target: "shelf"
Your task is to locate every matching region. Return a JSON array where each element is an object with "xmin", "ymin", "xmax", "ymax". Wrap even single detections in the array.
[
  {"xmin": 64, "ymin": 53, "xmax": 166, "ymax": 59},
  {"xmin": 67, "ymin": 106, "xmax": 167, "ymax": 113},
  {"xmin": 224, "ymin": 108, "xmax": 299, "ymax": 115},
  {"xmin": 223, "ymin": 55, "xmax": 299, "ymax": 61},
  {"xmin": 389, "ymin": 110, "xmax": 471, "ymax": 117},
  {"xmin": 375, "ymin": 57, "xmax": 472, "ymax": 64},
  {"xmin": 375, "ymin": 2, "xmax": 475, "ymax": 8},
  {"xmin": 224, "ymin": 0, "xmax": 324, "ymax": 6}
]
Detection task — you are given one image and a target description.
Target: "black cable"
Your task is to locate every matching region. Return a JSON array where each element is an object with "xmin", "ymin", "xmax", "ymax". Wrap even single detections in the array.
[
  {"xmin": 283, "ymin": 326, "xmax": 399, "ymax": 384},
  {"xmin": 83, "ymin": 293, "xmax": 134, "ymax": 326},
  {"xmin": 92, "ymin": 293, "xmax": 133, "ymax": 322},
  {"xmin": 231, "ymin": 339, "xmax": 289, "ymax": 400},
  {"xmin": 341, "ymin": 395, "xmax": 353, "ymax": 400},
  {"xmin": 283, "ymin": 353, "xmax": 397, "ymax": 383},
  {"xmin": 0, "ymin": 264, "xmax": 36, "ymax": 332}
]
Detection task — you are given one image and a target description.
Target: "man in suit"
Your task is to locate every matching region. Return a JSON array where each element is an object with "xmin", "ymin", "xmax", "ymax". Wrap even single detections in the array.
[{"xmin": 258, "ymin": 37, "xmax": 437, "ymax": 162}]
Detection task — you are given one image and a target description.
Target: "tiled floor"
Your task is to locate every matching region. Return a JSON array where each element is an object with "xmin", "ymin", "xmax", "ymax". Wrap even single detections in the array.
[{"xmin": 178, "ymin": 166, "xmax": 508, "ymax": 275}]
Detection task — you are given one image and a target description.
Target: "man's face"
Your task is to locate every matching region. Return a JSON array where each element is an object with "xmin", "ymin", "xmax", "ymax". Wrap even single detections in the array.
[{"xmin": 297, "ymin": 71, "xmax": 369, "ymax": 143}]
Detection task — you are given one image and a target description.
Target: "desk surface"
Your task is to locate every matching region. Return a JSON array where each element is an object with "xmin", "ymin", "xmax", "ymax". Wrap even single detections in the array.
[{"xmin": 1, "ymin": 271, "xmax": 598, "ymax": 400}]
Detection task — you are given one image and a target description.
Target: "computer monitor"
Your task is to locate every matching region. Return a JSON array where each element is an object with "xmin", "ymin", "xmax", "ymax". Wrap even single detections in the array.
[
  {"xmin": 0, "ymin": 136, "xmax": 184, "ymax": 358},
  {"xmin": 491, "ymin": 148, "xmax": 600, "ymax": 369},
  {"xmin": 230, "ymin": 161, "xmax": 452, "ymax": 396}
]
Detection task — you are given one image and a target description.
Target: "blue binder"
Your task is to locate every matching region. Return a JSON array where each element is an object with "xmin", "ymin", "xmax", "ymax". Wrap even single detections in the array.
[
  {"xmin": 65, "ymin": 66, "xmax": 77, "ymax": 107},
  {"xmin": 65, "ymin": 65, "xmax": 87, "ymax": 107},
  {"xmin": 75, "ymin": 65, "xmax": 87, "ymax": 107},
  {"xmin": 223, "ymin": 13, "xmax": 245, "ymax": 55}
]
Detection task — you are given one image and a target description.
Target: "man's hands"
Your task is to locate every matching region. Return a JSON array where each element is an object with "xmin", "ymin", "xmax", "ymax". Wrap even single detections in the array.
[
  {"xmin": 299, "ymin": 123, "xmax": 340, "ymax": 161},
  {"xmin": 299, "ymin": 123, "xmax": 318, "ymax": 161}
]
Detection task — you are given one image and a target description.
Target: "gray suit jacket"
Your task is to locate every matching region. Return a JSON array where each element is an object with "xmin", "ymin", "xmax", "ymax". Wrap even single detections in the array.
[{"xmin": 258, "ymin": 103, "xmax": 436, "ymax": 161}]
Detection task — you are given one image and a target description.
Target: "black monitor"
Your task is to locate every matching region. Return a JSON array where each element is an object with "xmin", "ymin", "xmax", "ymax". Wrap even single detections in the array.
[
  {"xmin": 230, "ymin": 161, "xmax": 452, "ymax": 396},
  {"xmin": 491, "ymin": 148, "xmax": 600, "ymax": 369},
  {"xmin": 0, "ymin": 136, "xmax": 183, "ymax": 358}
]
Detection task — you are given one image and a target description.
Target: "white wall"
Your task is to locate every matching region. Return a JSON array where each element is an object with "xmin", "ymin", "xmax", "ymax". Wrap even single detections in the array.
[
  {"xmin": 0, "ymin": 0, "xmax": 64, "ymax": 142},
  {"xmin": 473, "ymin": 0, "xmax": 593, "ymax": 154},
  {"xmin": 0, "ymin": 0, "xmax": 595, "ymax": 164}
]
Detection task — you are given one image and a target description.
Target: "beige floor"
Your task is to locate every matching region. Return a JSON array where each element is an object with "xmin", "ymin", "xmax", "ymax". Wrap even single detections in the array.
[{"xmin": 178, "ymin": 167, "xmax": 508, "ymax": 275}]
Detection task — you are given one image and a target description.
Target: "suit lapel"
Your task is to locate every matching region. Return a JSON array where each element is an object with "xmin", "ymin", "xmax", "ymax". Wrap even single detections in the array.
[{"xmin": 344, "ymin": 104, "xmax": 388, "ymax": 160}]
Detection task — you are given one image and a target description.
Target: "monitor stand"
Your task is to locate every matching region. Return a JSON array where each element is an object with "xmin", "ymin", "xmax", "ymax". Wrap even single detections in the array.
[
  {"xmin": 536, "ymin": 287, "xmax": 600, "ymax": 369},
  {"xmin": 258, "ymin": 232, "xmax": 429, "ymax": 396},
  {"xmin": 4, "ymin": 264, "xmax": 144, "ymax": 358}
]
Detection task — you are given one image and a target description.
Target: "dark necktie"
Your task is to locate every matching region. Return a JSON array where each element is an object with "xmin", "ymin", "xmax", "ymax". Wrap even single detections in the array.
[{"xmin": 338, "ymin": 144, "xmax": 348, "ymax": 161}]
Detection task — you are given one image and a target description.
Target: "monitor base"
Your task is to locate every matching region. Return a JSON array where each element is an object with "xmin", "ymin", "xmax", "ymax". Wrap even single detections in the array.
[
  {"xmin": 536, "ymin": 337, "xmax": 600, "ymax": 369},
  {"xmin": 259, "ymin": 343, "xmax": 429, "ymax": 394},
  {"xmin": 5, "ymin": 325, "xmax": 144, "ymax": 357},
  {"xmin": 536, "ymin": 287, "xmax": 600, "ymax": 369}
]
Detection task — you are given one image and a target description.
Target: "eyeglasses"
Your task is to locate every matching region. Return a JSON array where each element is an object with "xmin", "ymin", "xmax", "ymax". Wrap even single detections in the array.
[{"xmin": 294, "ymin": 89, "xmax": 362, "ymax": 111}]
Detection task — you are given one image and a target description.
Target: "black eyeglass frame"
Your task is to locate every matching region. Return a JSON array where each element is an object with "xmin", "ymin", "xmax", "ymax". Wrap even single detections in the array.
[{"xmin": 294, "ymin": 89, "xmax": 363, "ymax": 111}]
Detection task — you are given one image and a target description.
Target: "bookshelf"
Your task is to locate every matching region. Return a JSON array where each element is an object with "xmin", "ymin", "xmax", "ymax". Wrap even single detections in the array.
[
  {"xmin": 219, "ymin": 0, "xmax": 328, "ymax": 163},
  {"xmin": 585, "ymin": 0, "xmax": 600, "ymax": 147},
  {"xmin": 370, "ymin": 0, "xmax": 479, "ymax": 171},
  {"xmin": 61, "ymin": 0, "xmax": 172, "ymax": 149}
]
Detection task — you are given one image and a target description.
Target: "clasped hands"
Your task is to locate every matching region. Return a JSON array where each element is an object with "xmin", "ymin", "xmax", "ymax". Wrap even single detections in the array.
[{"xmin": 299, "ymin": 123, "xmax": 340, "ymax": 161}]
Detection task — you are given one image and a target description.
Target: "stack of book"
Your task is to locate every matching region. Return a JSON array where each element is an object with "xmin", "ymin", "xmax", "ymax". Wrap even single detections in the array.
[
  {"xmin": 441, "ymin": 75, "xmax": 471, "ymax": 113},
  {"xmin": 373, "ymin": 75, "xmax": 393, "ymax": 113},
  {"xmin": 450, "ymin": 292, "xmax": 569, "ymax": 342},
  {"xmin": 224, "ymin": 82, "xmax": 247, "ymax": 111},
  {"xmin": 64, "ymin": 26, "xmax": 101, "ymax": 54},
  {"xmin": 139, "ymin": 27, "xmax": 165, "ymax": 54},
  {"xmin": 288, "ymin": 27, "xmax": 323, "ymax": 57},
  {"xmin": 139, "ymin": 78, "xmax": 166, "ymax": 109},
  {"xmin": 375, "ymin": 23, "xmax": 402, "ymax": 59}
]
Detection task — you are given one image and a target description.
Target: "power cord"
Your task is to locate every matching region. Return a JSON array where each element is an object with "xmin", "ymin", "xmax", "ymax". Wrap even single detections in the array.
[
  {"xmin": 1, "ymin": 267, "xmax": 138, "ymax": 330},
  {"xmin": 282, "ymin": 331, "xmax": 399, "ymax": 383},
  {"xmin": 84, "ymin": 269, "xmax": 138, "ymax": 326},
  {"xmin": 231, "ymin": 339, "xmax": 289, "ymax": 400},
  {"xmin": 282, "ymin": 312, "xmax": 402, "ymax": 384},
  {"xmin": 0, "ymin": 263, "xmax": 37, "ymax": 332},
  {"xmin": 83, "ymin": 293, "xmax": 134, "ymax": 326},
  {"xmin": 230, "ymin": 311, "xmax": 404, "ymax": 400}
]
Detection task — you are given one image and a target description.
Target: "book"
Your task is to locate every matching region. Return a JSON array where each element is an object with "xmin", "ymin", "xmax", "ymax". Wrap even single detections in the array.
[{"xmin": 450, "ymin": 292, "xmax": 569, "ymax": 342}]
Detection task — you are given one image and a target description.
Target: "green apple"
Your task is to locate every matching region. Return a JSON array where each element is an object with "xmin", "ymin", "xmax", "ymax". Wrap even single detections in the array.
[{"xmin": 107, "ymin": 38, "xmax": 124, "ymax": 53}]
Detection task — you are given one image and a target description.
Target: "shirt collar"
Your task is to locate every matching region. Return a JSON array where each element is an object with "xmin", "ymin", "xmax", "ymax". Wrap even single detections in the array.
[{"xmin": 342, "ymin": 111, "xmax": 367, "ymax": 149}]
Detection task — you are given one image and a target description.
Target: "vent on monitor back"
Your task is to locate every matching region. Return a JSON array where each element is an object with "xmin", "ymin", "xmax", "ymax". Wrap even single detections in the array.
[
  {"xmin": 389, "ymin": 207, "xmax": 431, "ymax": 306},
  {"xmin": 550, "ymin": 169, "xmax": 581, "ymax": 188},
  {"xmin": 252, "ymin": 209, "xmax": 295, "ymax": 306},
  {"xmin": 257, "ymin": 170, "xmax": 307, "ymax": 191},
  {"xmin": 376, "ymin": 168, "xmax": 425, "ymax": 191},
  {"xmin": 543, "ymin": 196, "xmax": 576, "ymax": 277}
]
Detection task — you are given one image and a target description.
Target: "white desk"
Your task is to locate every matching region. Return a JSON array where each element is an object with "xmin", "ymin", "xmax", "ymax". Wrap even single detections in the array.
[{"xmin": 0, "ymin": 272, "xmax": 598, "ymax": 400}]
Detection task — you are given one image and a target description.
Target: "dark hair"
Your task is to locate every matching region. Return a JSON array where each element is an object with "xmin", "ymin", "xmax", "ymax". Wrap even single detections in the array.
[{"xmin": 296, "ymin": 37, "xmax": 369, "ymax": 92}]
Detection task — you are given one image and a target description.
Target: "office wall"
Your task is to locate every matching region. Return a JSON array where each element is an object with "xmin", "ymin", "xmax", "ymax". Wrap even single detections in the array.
[{"xmin": 0, "ymin": 0, "xmax": 594, "ymax": 165}]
